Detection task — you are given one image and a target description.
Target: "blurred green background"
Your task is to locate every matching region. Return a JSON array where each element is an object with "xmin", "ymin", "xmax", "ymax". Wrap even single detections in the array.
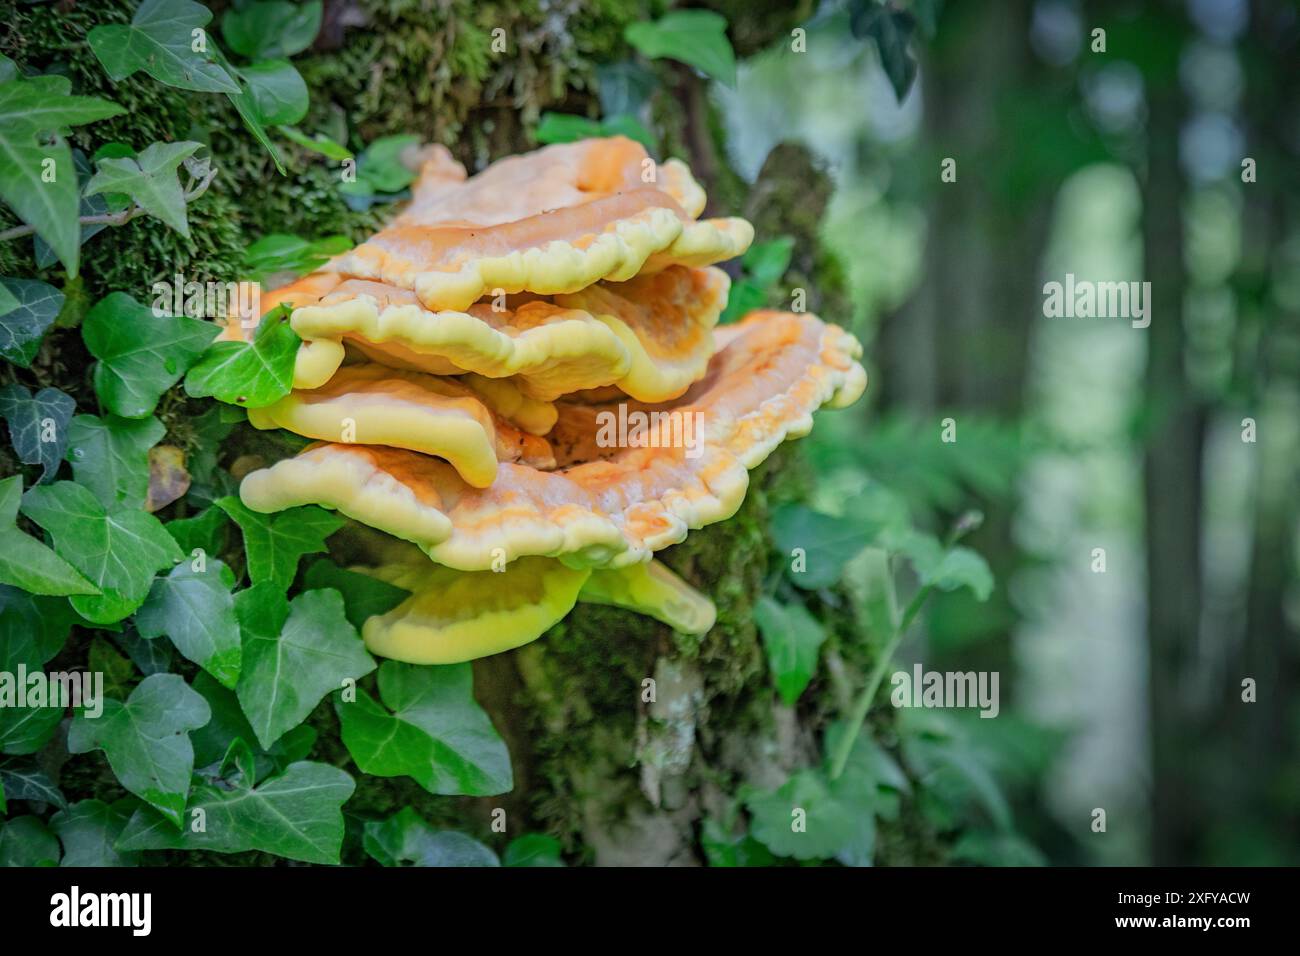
[{"xmin": 723, "ymin": 0, "xmax": 1299, "ymax": 865}]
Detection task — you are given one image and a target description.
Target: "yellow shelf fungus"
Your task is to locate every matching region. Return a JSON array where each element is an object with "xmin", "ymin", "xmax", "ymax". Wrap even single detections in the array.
[
  {"xmin": 326, "ymin": 137, "xmax": 749, "ymax": 312},
  {"xmin": 247, "ymin": 364, "xmax": 555, "ymax": 488},
  {"xmin": 240, "ymin": 310, "xmax": 866, "ymax": 572},
  {"xmin": 205, "ymin": 138, "xmax": 865, "ymax": 665}
]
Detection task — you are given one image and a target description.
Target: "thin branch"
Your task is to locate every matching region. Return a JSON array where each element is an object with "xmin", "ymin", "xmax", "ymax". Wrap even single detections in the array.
[{"xmin": 0, "ymin": 164, "xmax": 220, "ymax": 243}]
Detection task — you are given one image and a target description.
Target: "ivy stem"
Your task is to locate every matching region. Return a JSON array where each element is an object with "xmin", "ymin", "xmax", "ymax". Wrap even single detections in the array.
[
  {"xmin": 826, "ymin": 511, "xmax": 983, "ymax": 781},
  {"xmin": 0, "ymin": 165, "xmax": 219, "ymax": 243}
]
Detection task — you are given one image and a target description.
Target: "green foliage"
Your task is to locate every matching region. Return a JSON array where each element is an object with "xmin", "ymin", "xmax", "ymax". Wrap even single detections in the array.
[
  {"xmin": 88, "ymin": 0, "xmax": 240, "ymax": 94},
  {"xmin": 118, "ymin": 757, "xmax": 355, "ymax": 863},
  {"xmin": 0, "ymin": 815, "xmax": 60, "ymax": 865},
  {"xmin": 85, "ymin": 142, "xmax": 204, "ymax": 238},
  {"xmin": 0, "ymin": 76, "xmax": 124, "ymax": 274},
  {"xmin": 849, "ymin": 0, "xmax": 920, "ymax": 102},
  {"xmin": 336, "ymin": 661, "xmax": 513, "ymax": 797},
  {"xmin": 184, "ymin": 307, "xmax": 299, "ymax": 408},
  {"xmin": 0, "ymin": 476, "xmax": 98, "ymax": 596},
  {"xmin": 502, "ymin": 833, "xmax": 565, "ymax": 867},
  {"xmin": 534, "ymin": 112, "xmax": 655, "ymax": 150},
  {"xmin": 87, "ymin": 0, "xmax": 317, "ymax": 174},
  {"xmin": 302, "ymin": 558, "xmax": 409, "ymax": 630},
  {"xmin": 21, "ymin": 480, "xmax": 182, "ymax": 623},
  {"xmin": 0, "ymin": 761, "xmax": 66, "ymax": 811},
  {"xmin": 83, "ymin": 291, "xmax": 217, "ymax": 418},
  {"xmin": 67, "ymin": 673, "xmax": 211, "ymax": 827},
  {"xmin": 719, "ymin": 237, "xmax": 793, "ymax": 323},
  {"xmin": 136, "ymin": 560, "xmax": 242, "ymax": 689},
  {"xmin": 770, "ymin": 501, "xmax": 872, "ymax": 589},
  {"xmin": 754, "ymin": 595, "xmax": 826, "ymax": 705},
  {"xmin": 338, "ymin": 134, "xmax": 421, "ymax": 208},
  {"xmin": 65, "ymin": 414, "xmax": 164, "ymax": 510},
  {"xmin": 50, "ymin": 799, "xmax": 141, "ymax": 866},
  {"xmin": 625, "ymin": 11, "xmax": 737, "ymax": 86},
  {"xmin": 234, "ymin": 584, "xmax": 375, "ymax": 748},
  {"xmin": 222, "ymin": 1, "xmax": 322, "ymax": 61},
  {"xmin": 363, "ymin": 807, "xmax": 498, "ymax": 867},
  {"xmin": 242, "ymin": 233, "xmax": 350, "ymax": 283},
  {"xmin": 0, "ymin": 278, "xmax": 63, "ymax": 366},
  {"xmin": 215, "ymin": 496, "xmax": 342, "ymax": 589},
  {"xmin": 0, "ymin": 385, "xmax": 74, "ymax": 482}
]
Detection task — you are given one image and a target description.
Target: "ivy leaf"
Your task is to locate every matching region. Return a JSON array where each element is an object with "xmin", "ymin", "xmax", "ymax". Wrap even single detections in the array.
[
  {"xmin": 114, "ymin": 627, "xmax": 174, "ymax": 676},
  {"xmin": 164, "ymin": 506, "xmax": 228, "ymax": 559},
  {"xmin": 67, "ymin": 674, "xmax": 210, "ymax": 828},
  {"xmin": 21, "ymin": 481, "xmax": 182, "ymax": 624},
  {"xmin": 503, "ymin": 833, "xmax": 565, "ymax": 867},
  {"xmin": 87, "ymin": 0, "xmax": 240, "ymax": 94},
  {"xmin": 0, "ymin": 589, "xmax": 71, "ymax": 754},
  {"xmin": 84, "ymin": 142, "xmax": 204, "ymax": 238},
  {"xmin": 363, "ymin": 808, "xmax": 499, "ymax": 867},
  {"xmin": 0, "ymin": 760, "xmax": 67, "ymax": 810},
  {"xmin": 222, "ymin": 0, "xmax": 322, "ymax": 59},
  {"xmin": 188, "ymin": 670, "xmax": 315, "ymax": 777},
  {"xmin": 335, "ymin": 661, "xmax": 513, "ymax": 796},
  {"xmin": 65, "ymin": 414, "xmax": 165, "ymax": 510},
  {"xmin": 237, "ymin": 60, "xmax": 308, "ymax": 126},
  {"xmin": 184, "ymin": 308, "xmax": 300, "ymax": 408},
  {"xmin": 277, "ymin": 126, "xmax": 352, "ymax": 161},
  {"xmin": 770, "ymin": 502, "xmax": 874, "ymax": 590},
  {"xmin": 235, "ymin": 584, "xmax": 375, "ymax": 749},
  {"xmin": 0, "ymin": 385, "xmax": 74, "ymax": 483},
  {"xmin": 243, "ymin": 233, "xmax": 351, "ymax": 283},
  {"xmin": 213, "ymin": 45, "xmax": 286, "ymax": 175},
  {"xmin": 0, "ymin": 692, "xmax": 63, "ymax": 756},
  {"xmin": 0, "ymin": 53, "xmax": 16, "ymax": 84},
  {"xmin": 754, "ymin": 596, "xmax": 827, "ymax": 706},
  {"xmin": 82, "ymin": 292, "xmax": 218, "ymax": 419},
  {"xmin": 302, "ymin": 558, "xmax": 409, "ymax": 629},
  {"xmin": 0, "ymin": 585, "xmax": 78, "ymax": 671},
  {"xmin": 0, "ymin": 278, "xmax": 63, "ymax": 367},
  {"xmin": 49, "ymin": 799, "xmax": 140, "ymax": 867},
  {"xmin": 625, "ymin": 11, "xmax": 737, "ymax": 86},
  {"xmin": 136, "ymin": 560, "xmax": 242, "ymax": 689},
  {"xmin": 216, "ymin": 496, "xmax": 342, "ymax": 589},
  {"xmin": 0, "ymin": 76, "xmax": 124, "ymax": 275},
  {"xmin": 0, "ymin": 816, "xmax": 60, "ymax": 866},
  {"xmin": 183, "ymin": 405, "xmax": 240, "ymax": 505},
  {"xmin": 34, "ymin": 149, "xmax": 114, "ymax": 269},
  {"xmin": 0, "ymin": 476, "xmax": 98, "ymax": 596},
  {"xmin": 116, "ymin": 760, "xmax": 355, "ymax": 864},
  {"xmin": 849, "ymin": 0, "xmax": 919, "ymax": 102}
]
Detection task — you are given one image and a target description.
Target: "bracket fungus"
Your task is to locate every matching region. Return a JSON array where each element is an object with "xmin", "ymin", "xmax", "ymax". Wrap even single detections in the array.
[
  {"xmin": 327, "ymin": 138, "xmax": 751, "ymax": 312},
  {"xmin": 208, "ymin": 138, "xmax": 866, "ymax": 664}
]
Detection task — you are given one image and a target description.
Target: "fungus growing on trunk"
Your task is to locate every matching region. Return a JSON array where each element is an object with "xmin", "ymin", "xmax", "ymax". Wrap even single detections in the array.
[{"xmin": 194, "ymin": 139, "xmax": 866, "ymax": 664}]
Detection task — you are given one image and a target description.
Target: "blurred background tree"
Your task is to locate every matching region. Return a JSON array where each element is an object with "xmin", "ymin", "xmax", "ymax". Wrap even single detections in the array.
[{"xmin": 721, "ymin": 0, "xmax": 1298, "ymax": 864}]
